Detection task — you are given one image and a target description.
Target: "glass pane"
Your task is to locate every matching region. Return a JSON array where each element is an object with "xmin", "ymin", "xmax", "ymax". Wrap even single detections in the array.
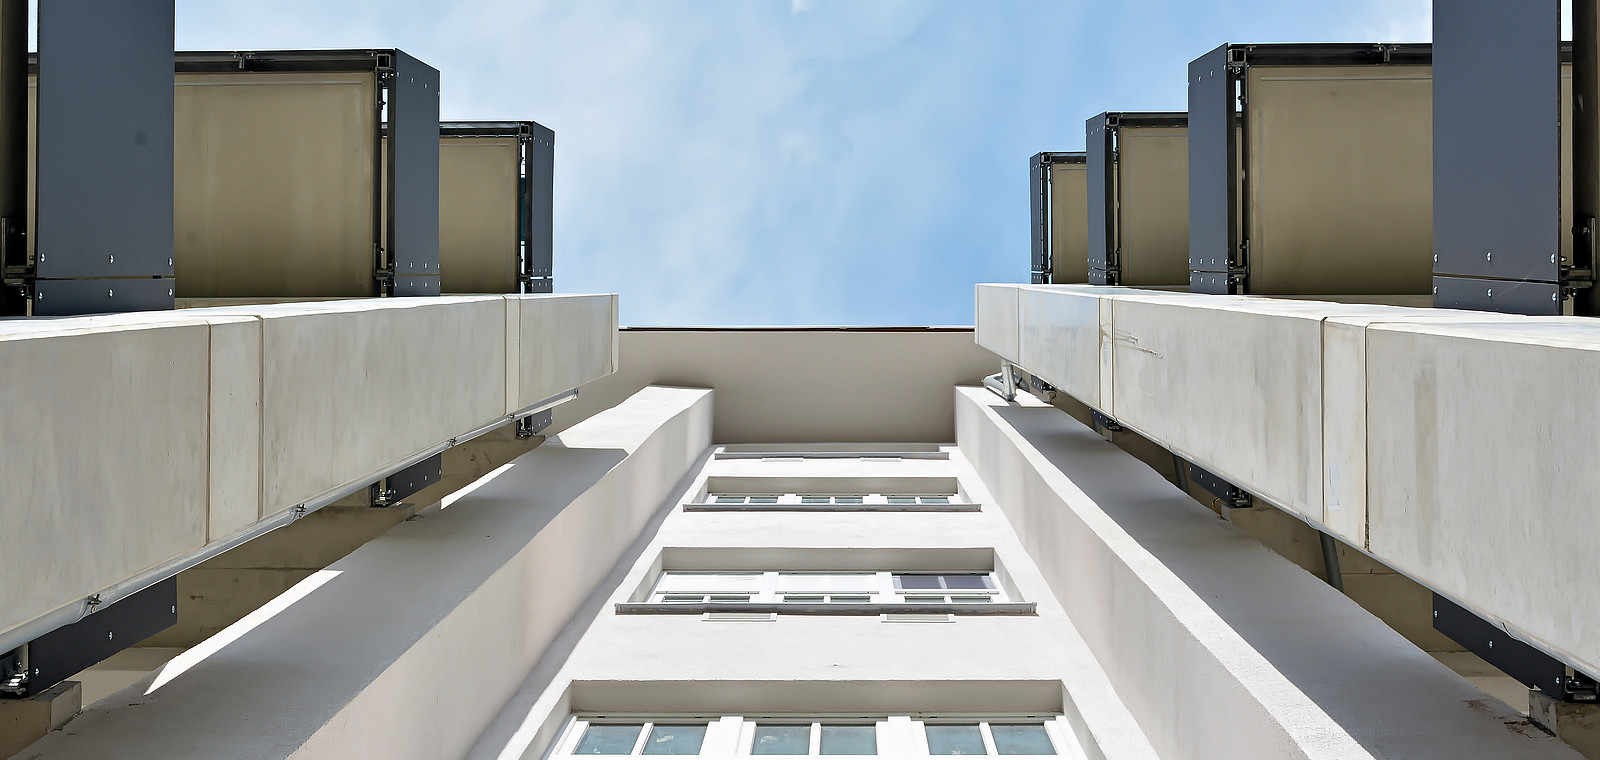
[
  {"xmin": 942, "ymin": 574, "xmax": 992, "ymax": 590},
  {"xmin": 656, "ymin": 573, "xmax": 764, "ymax": 593},
  {"xmin": 950, "ymin": 596, "xmax": 991, "ymax": 603},
  {"xmin": 921, "ymin": 496, "xmax": 950, "ymax": 504},
  {"xmin": 779, "ymin": 573, "xmax": 879, "ymax": 592},
  {"xmin": 925, "ymin": 725, "xmax": 986, "ymax": 755},
  {"xmin": 895, "ymin": 574, "xmax": 942, "ymax": 590},
  {"xmin": 714, "ymin": 496, "xmax": 746, "ymax": 504},
  {"xmin": 802, "ymin": 496, "xmax": 831, "ymax": 504},
  {"xmin": 575, "ymin": 724, "xmax": 644, "ymax": 755},
  {"xmin": 708, "ymin": 595, "xmax": 753, "ymax": 603},
  {"xmin": 990, "ymin": 725, "xmax": 1054, "ymax": 755},
  {"xmin": 748, "ymin": 496, "xmax": 780, "ymax": 504},
  {"xmin": 752, "ymin": 724, "xmax": 812, "ymax": 755},
  {"xmin": 661, "ymin": 595, "xmax": 706, "ymax": 603},
  {"xmin": 643, "ymin": 724, "xmax": 708, "ymax": 755},
  {"xmin": 830, "ymin": 595, "xmax": 871, "ymax": 603},
  {"xmin": 904, "ymin": 595, "xmax": 948, "ymax": 603},
  {"xmin": 820, "ymin": 724, "xmax": 877, "ymax": 755},
  {"xmin": 834, "ymin": 496, "xmax": 864, "ymax": 504},
  {"xmin": 783, "ymin": 595, "xmax": 826, "ymax": 603},
  {"xmin": 887, "ymin": 496, "xmax": 917, "ymax": 504}
]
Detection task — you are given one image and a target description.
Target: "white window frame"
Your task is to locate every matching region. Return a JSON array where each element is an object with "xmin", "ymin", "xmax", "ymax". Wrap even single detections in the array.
[
  {"xmin": 685, "ymin": 493, "xmax": 976, "ymax": 512},
  {"xmin": 647, "ymin": 571, "xmax": 1004, "ymax": 605},
  {"xmin": 550, "ymin": 715, "xmax": 1077, "ymax": 759}
]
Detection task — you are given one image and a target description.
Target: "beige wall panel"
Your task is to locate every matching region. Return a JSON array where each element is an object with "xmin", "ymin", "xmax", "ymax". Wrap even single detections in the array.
[
  {"xmin": 0, "ymin": 320, "xmax": 211, "ymax": 637},
  {"xmin": 173, "ymin": 72, "xmax": 377, "ymax": 298},
  {"xmin": 1116, "ymin": 127, "xmax": 1189, "ymax": 286},
  {"xmin": 1245, "ymin": 66, "xmax": 1432, "ymax": 295},
  {"xmin": 1048, "ymin": 163, "xmax": 1089, "ymax": 284},
  {"xmin": 514, "ymin": 293, "xmax": 619, "ymax": 408},
  {"xmin": 440, "ymin": 137, "xmax": 520, "ymax": 294},
  {"xmin": 206, "ymin": 316, "xmax": 264, "ymax": 538},
  {"xmin": 253, "ymin": 298, "xmax": 509, "ymax": 514}
]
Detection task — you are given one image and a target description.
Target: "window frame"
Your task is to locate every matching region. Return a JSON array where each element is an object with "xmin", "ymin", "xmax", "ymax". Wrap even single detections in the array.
[
  {"xmin": 551, "ymin": 715, "xmax": 1073, "ymax": 759},
  {"xmin": 683, "ymin": 492, "xmax": 978, "ymax": 513}
]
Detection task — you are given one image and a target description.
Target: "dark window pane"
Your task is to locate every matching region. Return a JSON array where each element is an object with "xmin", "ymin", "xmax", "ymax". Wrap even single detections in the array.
[
  {"xmin": 576, "ymin": 724, "xmax": 644, "ymax": 755},
  {"xmin": 643, "ymin": 724, "xmax": 707, "ymax": 755},
  {"xmin": 887, "ymin": 496, "xmax": 917, "ymax": 504},
  {"xmin": 802, "ymin": 496, "xmax": 830, "ymax": 504},
  {"xmin": 925, "ymin": 725, "xmax": 986, "ymax": 755},
  {"xmin": 942, "ymin": 575, "xmax": 991, "ymax": 590},
  {"xmin": 820, "ymin": 724, "xmax": 877, "ymax": 755},
  {"xmin": 835, "ymin": 496, "xmax": 864, "ymax": 504},
  {"xmin": 895, "ymin": 574, "xmax": 942, "ymax": 590},
  {"xmin": 753, "ymin": 724, "xmax": 811, "ymax": 755},
  {"xmin": 748, "ymin": 496, "xmax": 780, "ymax": 504},
  {"xmin": 990, "ymin": 725, "xmax": 1054, "ymax": 755},
  {"xmin": 714, "ymin": 496, "xmax": 745, "ymax": 504}
]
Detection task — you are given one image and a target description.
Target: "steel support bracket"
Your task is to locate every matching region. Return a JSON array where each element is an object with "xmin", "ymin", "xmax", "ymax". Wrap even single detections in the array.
[
  {"xmin": 1188, "ymin": 464, "xmax": 1253, "ymax": 508},
  {"xmin": 1433, "ymin": 592, "xmax": 1598, "ymax": 702},
  {"xmin": 1089, "ymin": 409, "xmax": 1123, "ymax": 433}
]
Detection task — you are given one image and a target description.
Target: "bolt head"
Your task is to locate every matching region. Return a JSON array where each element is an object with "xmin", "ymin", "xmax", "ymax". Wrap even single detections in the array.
[
  {"xmin": 107, "ymin": 631, "xmax": 113, "ymax": 640},
  {"xmin": 1487, "ymin": 251, "xmax": 1493, "ymax": 261},
  {"xmin": 108, "ymin": 289, "xmax": 114, "ymax": 297}
]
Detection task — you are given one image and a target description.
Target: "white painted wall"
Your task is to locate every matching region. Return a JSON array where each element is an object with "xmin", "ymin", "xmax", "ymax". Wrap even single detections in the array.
[
  {"xmin": 549, "ymin": 328, "xmax": 999, "ymax": 444},
  {"xmin": 955, "ymin": 387, "xmax": 1581, "ymax": 760},
  {"xmin": 16, "ymin": 385, "xmax": 711, "ymax": 760},
  {"xmin": 0, "ymin": 294, "xmax": 618, "ymax": 648},
  {"xmin": 469, "ymin": 443, "xmax": 1158, "ymax": 760}
]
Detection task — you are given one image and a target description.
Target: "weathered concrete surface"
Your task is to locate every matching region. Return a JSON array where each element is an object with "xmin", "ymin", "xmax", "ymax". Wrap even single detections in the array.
[
  {"xmin": 0, "ymin": 294, "xmax": 617, "ymax": 656},
  {"xmin": 976, "ymin": 284, "xmax": 1594, "ymax": 684},
  {"xmin": 0, "ymin": 681, "xmax": 79, "ymax": 759},
  {"xmin": 956, "ymin": 387, "xmax": 1579, "ymax": 760},
  {"xmin": 14, "ymin": 386, "xmax": 711, "ymax": 760}
]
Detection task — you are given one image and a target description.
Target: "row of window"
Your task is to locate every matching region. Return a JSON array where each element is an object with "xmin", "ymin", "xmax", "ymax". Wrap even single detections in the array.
[
  {"xmin": 649, "ymin": 572, "xmax": 1005, "ymax": 605},
  {"xmin": 562, "ymin": 717, "xmax": 1061, "ymax": 757}
]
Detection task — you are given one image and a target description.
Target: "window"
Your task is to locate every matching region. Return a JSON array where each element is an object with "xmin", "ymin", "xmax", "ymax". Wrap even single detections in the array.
[
  {"xmin": 921, "ymin": 722, "xmax": 1055, "ymax": 756},
  {"xmin": 687, "ymin": 493, "xmax": 974, "ymax": 512},
  {"xmin": 554, "ymin": 716, "xmax": 1072, "ymax": 758},
  {"xmin": 571, "ymin": 722, "xmax": 711, "ymax": 755},
  {"xmin": 646, "ymin": 572, "xmax": 1003, "ymax": 605}
]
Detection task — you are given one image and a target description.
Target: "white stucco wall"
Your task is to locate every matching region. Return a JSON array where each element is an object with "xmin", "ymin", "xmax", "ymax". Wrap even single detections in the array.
[
  {"xmin": 15, "ymin": 385, "xmax": 710, "ymax": 760},
  {"xmin": 955, "ymin": 386, "xmax": 1579, "ymax": 760},
  {"xmin": 469, "ymin": 443, "xmax": 1159, "ymax": 760}
]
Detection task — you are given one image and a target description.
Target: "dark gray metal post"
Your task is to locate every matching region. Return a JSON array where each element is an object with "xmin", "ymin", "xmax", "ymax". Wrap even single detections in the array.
[
  {"xmin": 523, "ymin": 121, "xmax": 554, "ymax": 294},
  {"xmin": 1029, "ymin": 153, "xmax": 1049, "ymax": 284},
  {"xmin": 1188, "ymin": 44, "xmax": 1236, "ymax": 295},
  {"xmin": 33, "ymin": 0, "xmax": 175, "ymax": 315},
  {"xmin": 387, "ymin": 50, "xmax": 441, "ymax": 297},
  {"xmin": 1432, "ymin": 0, "xmax": 1563, "ymax": 314},
  {"xmin": 1086, "ymin": 114, "xmax": 1114, "ymax": 285},
  {"xmin": 1576, "ymin": 0, "xmax": 1600, "ymax": 316},
  {"xmin": 0, "ymin": 0, "xmax": 25, "ymax": 315}
]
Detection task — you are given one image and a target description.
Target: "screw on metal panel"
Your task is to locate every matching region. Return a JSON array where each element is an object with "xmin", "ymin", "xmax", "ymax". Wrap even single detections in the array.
[
  {"xmin": 170, "ymin": 606, "xmax": 176, "ymax": 613},
  {"xmin": 1486, "ymin": 289, "xmax": 1493, "ymax": 297},
  {"xmin": 1433, "ymin": 253, "xmax": 1438, "ymax": 263},
  {"xmin": 1433, "ymin": 610, "xmax": 1438, "ymax": 618},
  {"xmin": 108, "ymin": 254, "xmax": 113, "ymax": 263},
  {"xmin": 1489, "ymin": 640, "xmax": 1494, "ymax": 648},
  {"xmin": 168, "ymin": 289, "xmax": 173, "ymax": 296},
  {"xmin": 107, "ymin": 631, "xmax": 113, "ymax": 640},
  {"xmin": 1553, "ymin": 293, "xmax": 1559, "ymax": 301},
  {"xmin": 1553, "ymin": 254, "xmax": 1558, "ymax": 263},
  {"xmin": 1487, "ymin": 252, "xmax": 1493, "ymax": 261},
  {"xmin": 1432, "ymin": 286, "xmax": 1438, "ymax": 295},
  {"xmin": 108, "ymin": 289, "xmax": 114, "ymax": 297}
]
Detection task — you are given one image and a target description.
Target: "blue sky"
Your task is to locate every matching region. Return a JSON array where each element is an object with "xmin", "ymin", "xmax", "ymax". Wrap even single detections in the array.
[{"xmin": 171, "ymin": 0, "xmax": 1431, "ymax": 325}]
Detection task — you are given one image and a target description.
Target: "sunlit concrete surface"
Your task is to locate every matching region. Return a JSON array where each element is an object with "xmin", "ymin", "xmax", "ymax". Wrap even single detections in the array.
[
  {"xmin": 12, "ymin": 386, "xmax": 710, "ymax": 760},
  {"xmin": 956, "ymin": 387, "xmax": 1579, "ymax": 759},
  {"xmin": 974, "ymin": 283, "xmax": 1600, "ymax": 681}
]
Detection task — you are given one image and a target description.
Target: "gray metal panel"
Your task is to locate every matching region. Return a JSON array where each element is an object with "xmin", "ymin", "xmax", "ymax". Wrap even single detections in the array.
[
  {"xmin": 32, "ymin": 277, "xmax": 174, "ymax": 315},
  {"xmin": 1088, "ymin": 268, "xmax": 1110, "ymax": 285},
  {"xmin": 1086, "ymin": 114, "xmax": 1114, "ymax": 277},
  {"xmin": 525, "ymin": 121, "xmax": 554, "ymax": 286},
  {"xmin": 387, "ymin": 51, "xmax": 440, "ymax": 289},
  {"xmin": 1190, "ymin": 270, "xmax": 1229, "ymax": 294},
  {"xmin": 1030, "ymin": 153, "xmax": 1047, "ymax": 278},
  {"xmin": 526, "ymin": 277, "xmax": 553, "ymax": 294},
  {"xmin": 1188, "ymin": 44, "xmax": 1234, "ymax": 278},
  {"xmin": 393, "ymin": 274, "xmax": 441, "ymax": 297},
  {"xmin": 26, "ymin": 577, "xmax": 176, "ymax": 696},
  {"xmin": 34, "ymin": 0, "xmax": 174, "ymax": 280},
  {"xmin": 1432, "ymin": 275, "xmax": 1561, "ymax": 315},
  {"xmin": 385, "ymin": 452, "xmax": 442, "ymax": 502},
  {"xmin": 1433, "ymin": 0, "xmax": 1561, "ymax": 283}
]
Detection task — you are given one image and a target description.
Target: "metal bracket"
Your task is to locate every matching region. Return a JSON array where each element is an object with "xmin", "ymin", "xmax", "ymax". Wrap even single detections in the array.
[
  {"xmin": 516, "ymin": 408, "xmax": 553, "ymax": 438},
  {"xmin": 1089, "ymin": 409, "xmax": 1122, "ymax": 432},
  {"xmin": 372, "ymin": 452, "xmax": 443, "ymax": 507},
  {"xmin": 0, "ymin": 648, "xmax": 23, "ymax": 697},
  {"xmin": 1188, "ymin": 464, "xmax": 1253, "ymax": 508},
  {"xmin": 1433, "ymin": 593, "xmax": 1596, "ymax": 702},
  {"xmin": 1028, "ymin": 375, "xmax": 1056, "ymax": 398}
]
